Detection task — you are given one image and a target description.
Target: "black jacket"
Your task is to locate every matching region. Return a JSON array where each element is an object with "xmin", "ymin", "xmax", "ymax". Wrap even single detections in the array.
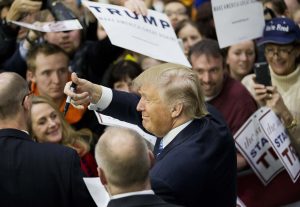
[{"xmin": 0, "ymin": 128, "xmax": 97, "ymax": 207}]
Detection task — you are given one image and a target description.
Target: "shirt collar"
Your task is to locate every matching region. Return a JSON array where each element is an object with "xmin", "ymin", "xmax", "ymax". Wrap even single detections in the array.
[
  {"xmin": 110, "ymin": 190, "xmax": 154, "ymax": 200},
  {"xmin": 161, "ymin": 120, "xmax": 193, "ymax": 148}
]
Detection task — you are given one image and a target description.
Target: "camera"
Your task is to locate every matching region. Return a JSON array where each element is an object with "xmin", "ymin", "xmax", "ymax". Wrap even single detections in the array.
[{"xmin": 254, "ymin": 62, "xmax": 272, "ymax": 86}]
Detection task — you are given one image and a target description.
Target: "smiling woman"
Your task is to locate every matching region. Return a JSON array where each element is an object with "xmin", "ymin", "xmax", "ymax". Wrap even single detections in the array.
[
  {"xmin": 224, "ymin": 40, "xmax": 256, "ymax": 81},
  {"xmin": 29, "ymin": 95, "xmax": 98, "ymax": 177},
  {"xmin": 240, "ymin": 17, "xmax": 300, "ymax": 207}
]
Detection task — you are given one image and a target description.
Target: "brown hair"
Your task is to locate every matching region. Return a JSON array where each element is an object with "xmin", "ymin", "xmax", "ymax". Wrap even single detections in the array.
[{"xmin": 26, "ymin": 43, "xmax": 69, "ymax": 73}]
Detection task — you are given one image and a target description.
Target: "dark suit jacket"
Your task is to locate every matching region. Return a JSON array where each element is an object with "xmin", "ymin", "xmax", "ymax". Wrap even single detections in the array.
[
  {"xmin": 108, "ymin": 194, "xmax": 183, "ymax": 207},
  {"xmin": 0, "ymin": 128, "xmax": 97, "ymax": 207},
  {"xmin": 101, "ymin": 90, "xmax": 237, "ymax": 207}
]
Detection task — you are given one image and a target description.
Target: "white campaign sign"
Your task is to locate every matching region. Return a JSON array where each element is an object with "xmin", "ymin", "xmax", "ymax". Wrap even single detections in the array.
[
  {"xmin": 235, "ymin": 107, "xmax": 300, "ymax": 185},
  {"xmin": 83, "ymin": 177, "xmax": 109, "ymax": 207},
  {"xmin": 94, "ymin": 112, "xmax": 157, "ymax": 146},
  {"xmin": 235, "ymin": 108, "xmax": 283, "ymax": 185},
  {"xmin": 11, "ymin": 19, "xmax": 82, "ymax": 32},
  {"xmin": 82, "ymin": 1, "xmax": 191, "ymax": 67},
  {"xmin": 211, "ymin": 0, "xmax": 265, "ymax": 48},
  {"xmin": 260, "ymin": 110, "xmax": 300, "ymax": 182}
]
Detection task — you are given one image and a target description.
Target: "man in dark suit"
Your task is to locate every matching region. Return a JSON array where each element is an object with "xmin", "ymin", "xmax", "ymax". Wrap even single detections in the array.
[
  {"xmin": 0, "ymin": 72, "xmax": 96, "ymax": 207},
  {"xmin": 64, "ymin": 63, "xmax": 237, "ymax": 207},
  {"xmin": 95, "ymin": 126, "xmax": 182, "ymax": 207}
]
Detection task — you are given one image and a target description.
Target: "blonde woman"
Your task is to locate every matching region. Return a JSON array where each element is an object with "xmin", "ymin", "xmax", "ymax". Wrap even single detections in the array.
[{"xmin": 29, "ymin": 96, "xmax": 98, "ymax": 177}]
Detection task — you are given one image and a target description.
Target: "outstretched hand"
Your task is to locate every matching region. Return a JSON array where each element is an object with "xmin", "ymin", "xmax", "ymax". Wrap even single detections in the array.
[{"xmin": 64, "ymin": 73, "xmax": 102, "ymax": 108}]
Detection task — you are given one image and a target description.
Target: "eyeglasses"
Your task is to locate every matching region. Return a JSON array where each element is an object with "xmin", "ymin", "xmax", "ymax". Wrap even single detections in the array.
[
  {"xmin": 264, "ymin": 47, "xmax": 294, "ymax": 57},
  {"xmin": 21, "ymin": 91, "xmax": 34, "ymax": 106}
]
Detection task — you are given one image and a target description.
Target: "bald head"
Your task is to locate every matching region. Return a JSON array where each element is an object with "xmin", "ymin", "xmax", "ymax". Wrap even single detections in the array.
[
  {"xmin": 0, "ymin": 72, "xmax": 29, "ymax": 119},
  {"xmin": 95, "ymin": 127, "xmax": 151, "ymax": 189}
]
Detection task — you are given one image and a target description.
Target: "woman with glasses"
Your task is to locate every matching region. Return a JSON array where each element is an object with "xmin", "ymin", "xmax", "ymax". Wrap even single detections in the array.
[{"xmin": 240, "ymin": 17, "xmax": 300, "ymax": 207}]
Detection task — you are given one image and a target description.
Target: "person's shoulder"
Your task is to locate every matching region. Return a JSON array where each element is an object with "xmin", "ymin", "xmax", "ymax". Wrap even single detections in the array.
[
  {"xmin": 29, "ymin": 142, "xmax": 77, "ymax": 161},
  {"xmin": 193, "ymin": 112, "xmax": 234, "ymax": 148},
  {"xmin": 224, "ymin": 76, "xmax": 250, "ymax": 94}
]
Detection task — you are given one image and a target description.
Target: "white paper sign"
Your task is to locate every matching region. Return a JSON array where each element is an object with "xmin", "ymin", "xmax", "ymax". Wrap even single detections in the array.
[
  {"xmin": 260, "ymin": 110, "xmax": 300, "ymax": 182},
  {"xmin": 11, "ymin": 19, "xmax": 82, "ymax": 32},
  {"xmin": 82, "ymin": 1, "xmax": 191, "ymax": 67},
  {"xmin": 211, "ymin": 0, "xmax": 265, "ymax": 48},
  {"xmin": 235, "ymin": 108, "xmax": 283, "ymax": 185},
  {"xmin": 235, "ymin": 107, "xmax": 300, "ymax": 185},
  {"xmin": 83, "ymin": 177, "xmax": 109, "ymax": 207},
  {"xmin": 94, "ymin": 112, "xmax": 157, "ymax": 146}
]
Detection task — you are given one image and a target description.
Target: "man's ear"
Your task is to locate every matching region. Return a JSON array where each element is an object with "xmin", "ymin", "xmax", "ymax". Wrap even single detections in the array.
[
  {"xmin": 26, "ymin": 70, "xmax": 36, "ymax": 83},
  {"xmin": 98, "ymin": 167, "xmax": 108, "ymax": 186},
  {"xmin": 171, "ymin": 103, "xmax": 183, "ymax": 118},
  {"xmin": 23, "ymin": 95, "xmax": 31, "ymax": 111}
]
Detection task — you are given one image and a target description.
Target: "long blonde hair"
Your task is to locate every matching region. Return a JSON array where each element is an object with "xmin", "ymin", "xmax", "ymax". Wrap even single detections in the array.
[{"xmin": 29, "ymin": 96, "xmax": 92, "ymax": 156}]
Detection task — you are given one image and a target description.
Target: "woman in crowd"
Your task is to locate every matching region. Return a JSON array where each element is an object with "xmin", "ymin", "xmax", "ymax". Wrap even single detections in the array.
[
  {"xmin": 240, "ymin": 17, "xmax": 300, "ymax": 207},
  {"xmin": 224, "ymin": 40, "xmax": 256, "ymax": 81},
  {"xmin": 29, "ymin": 96, "xmax": 98, "ymax": 177},
  {"xmin": 175, "ymin": 19, "xmax": 204, "ymax": 57},
  {"xmin": 262, "ymin": 0, "xmax": 289, "ymax": 17},
  {"xmin": 102, "ymin": 59, "xmax": 143, "ymax": 92}
]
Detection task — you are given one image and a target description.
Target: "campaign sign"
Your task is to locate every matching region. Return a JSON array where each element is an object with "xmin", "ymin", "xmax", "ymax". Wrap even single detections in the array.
[
  {"xmin": 260, "ymin": 110, "xmax": 300, "ymax": 183},
  {"xmin": 94, "ymin": 112, "xmax": 157, "ymax": 146},
  {"xmin": 11, "ymin": 19, "xmax": 82, "ymax": 32},
  {"xmin": 211, "ymin": 0, "xmax": 265, "ymax": 48},
  {"xmin": 235, "ymin": 108, "xmax": 284, "ymax": 185},
  {"xmin": 83, "ymin": 1, "xmax": 191, "ymax": 67}
]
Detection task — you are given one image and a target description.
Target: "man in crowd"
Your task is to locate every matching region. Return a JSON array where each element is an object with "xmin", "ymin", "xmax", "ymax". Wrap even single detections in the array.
[
  {"xmin": 26, "ymin": 42, "xmax": 103, "ymax": 136},
  {"xmin": 0, "ymin": 0, "xmax": 147, "ymax": 83},
  {"xmin": 189, "ymin": 39, "xmax": 258, "ymax": 169},
  {"xmin": 0, "ymin": 72, "xmax": 96, "ymax": 207},
  {"xmin": 64, "ymin": 63, "xmax": 237, "ymax": 207},
  {"xmin": 95, "ymin": 126, "xmax": 182, "ymax": 207}
]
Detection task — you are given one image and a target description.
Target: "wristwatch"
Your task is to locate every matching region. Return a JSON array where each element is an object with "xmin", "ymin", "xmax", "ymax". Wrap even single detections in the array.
[{"xmin": 286, "ymin": 118, "xmax": 297, "ymax": 130}]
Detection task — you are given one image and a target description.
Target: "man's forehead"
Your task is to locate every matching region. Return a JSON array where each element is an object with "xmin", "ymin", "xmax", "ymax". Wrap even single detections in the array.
[
  {"xmin": 34, "ymin": 53, "xmax": 68, "ymax": 69},
  {"xmin": 193, "ymin": 54, "xmax": 223, "ymax": 64},
  {"xmin": 165, "ymin": 2, "xmax": 186, "ymax": 11}
]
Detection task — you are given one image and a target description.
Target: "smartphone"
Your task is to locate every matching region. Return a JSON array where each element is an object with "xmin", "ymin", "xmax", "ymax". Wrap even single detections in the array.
[{"xmin": 254, "ymin": 62, "xmax": 272, "ymax": 86}]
